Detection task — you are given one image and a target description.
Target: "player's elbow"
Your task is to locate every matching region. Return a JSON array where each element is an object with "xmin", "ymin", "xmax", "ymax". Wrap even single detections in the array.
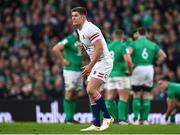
[
  {"xmin": 159, "ymin": 51, "xmax": 167, "ymax": 62},
  {"xmin": 52, "ymin": 44, "xmax": 62, "ymax": 54},
  {"xmin": 52, "ymin": 45, "xmax": 58, "ymax": 53},
  {"xmin": 163, "ymin": 52, "xmax": 167, "ymax": 59},
  {"xmin": 124, "ymin": 54, "xmax": 133, "ymax": 65}
]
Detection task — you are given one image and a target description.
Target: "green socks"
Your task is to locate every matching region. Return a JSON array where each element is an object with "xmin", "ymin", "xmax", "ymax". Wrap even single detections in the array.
[
  {"xmin": 170, "ymin": 114, "xmax": 175, "ymax": 123},
  {"xmin": 63, "ymin": 99, "xmax": 76, "ymax": 121},
  {"xmin": 141, "ymin": 99, "xmax": 151, "ymax": 121},
  {"xmin": 118, "ymin": 100, "xmax": 128, "ymax": 121},
  {"xmin": 133, "ymin": 98, "xmax": 141, "ymax": 120},
  {"xmin": 105, "ymin": 100, "xmax": 117, "ymax": 121}
]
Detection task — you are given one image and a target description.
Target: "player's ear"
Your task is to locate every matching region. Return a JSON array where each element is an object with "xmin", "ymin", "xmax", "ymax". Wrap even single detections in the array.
[{"xmin": 82, "ymin": 15, "xmax": 86, "ymax": 20}]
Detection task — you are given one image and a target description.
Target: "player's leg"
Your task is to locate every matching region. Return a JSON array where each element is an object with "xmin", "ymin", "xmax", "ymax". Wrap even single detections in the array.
[
  {"xmin": 117, "ymin": 77, "xmax": 130, "ymax": 125},
  {"xmin": 169, "ymin": 109, "xmax": 176, "ymax": 124},
  {"xmin": 63, "ymin": 70, "xmax": 81, "ymax": 123},
  {"xmin": 164, "ymin": 99, "xmax": 176, "ymax": 124},
  {"xmin": 76, "ymin": 74, "xmax": 86, "ymax": 98},
  {"xmin": 81, "ymin": 60, "xmax": 113, "ymax": 131},
  {"xmin": 81, "ymin": 78, "xmax": 104, "ymax": 131},
  {"xmin": 130, "ymin": 66, "xmax": 144, "ymax": 124},
  {"xmin": 64, "ymin": 90, "xmax": 77, "ymax": 123},
  {"xmin": 117, "ymin": 90, "xmax": 129, "ymax": 125},
  {"xmin": 141, "ymin": 66, "xmax": 154, "ymax": 125},
  {"xmin": 105, "ymin": 78, "xmax": 118, "ymax": 122},
  {"xmin": 141, "ymin": 90, "xmax": 151, "ymax": 125},
  {"xmin": 169, "ymin": 99, "xmax": 180, "ymax": 124},
  {"xmin": 132, "ymin": 88, "xmax": 141, "ymax": 125},
  {"xmin": 87, "ymin": 78, "xmax": 112, "ymax": 118},
  {"xmin": 104, "ymin": 90, "xmax": 117, "ymax": 121}
]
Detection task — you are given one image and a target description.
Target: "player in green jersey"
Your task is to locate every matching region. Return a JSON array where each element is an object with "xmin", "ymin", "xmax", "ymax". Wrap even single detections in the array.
[
  {"xmin": 52, "ymin": 31, "xmax": 84, "ymax": 123},
  {"xmin": 157, "ymin": 76, "xmax": 180, "ymax": 124},
  {"xmin": 128, "ymin": 27, "xmax": 166, "ymax": 125},
  {"xmin": 105, "ymin": 29, "xmax": 133, "ymax": 124}
]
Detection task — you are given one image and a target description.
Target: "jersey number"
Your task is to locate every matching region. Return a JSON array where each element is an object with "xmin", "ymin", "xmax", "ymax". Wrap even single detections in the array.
[{"xmin": 142, "ymin": 48, "xmax": 148, "ymax": 59}]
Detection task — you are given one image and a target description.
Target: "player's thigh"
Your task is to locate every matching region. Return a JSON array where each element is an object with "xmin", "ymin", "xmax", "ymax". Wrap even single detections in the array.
[
  {"xmin": 106, "ymin": 77, "xmax": 130, "ymax": 90},
  {"xmin": 63, "ymin": 70, "xmax": 82, "ymax": 91},
  {"xmin": 86, "ymin": 77, "xmax": 104, "ymax": 94},
  {"xmin": 87, "ymin": 60, "xmax": 113, "ymax": 83},
  {"xmin": 144, "ymin": 66, "xmax": 154, "ymax": 87},
  {"xmin": 105, "ymin": 77, "xmax": 118, "ymax": 100},
  {"xmin": 131, "ymin": 66, "xmax": 145, "ymax": 86},
  {"xmin": 142, "ymin": 91, "xmax": 151, "ymax": 99},
  {"xmin": 131, "ymin": 65, "xmax": 154, "ymax": 87}
]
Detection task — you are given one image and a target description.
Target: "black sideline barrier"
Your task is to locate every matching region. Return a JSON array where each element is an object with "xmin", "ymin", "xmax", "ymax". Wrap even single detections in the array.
[{"xmin": 0, "ymin": 99, "xmax": 179, "ymax": 124}]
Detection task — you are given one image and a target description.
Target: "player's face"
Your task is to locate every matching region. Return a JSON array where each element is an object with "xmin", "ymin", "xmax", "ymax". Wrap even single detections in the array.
[
  {"xmin": 71, "ymin": 11, "xmax": 84, "ymax": 28},
  {"xmin": 158, "ymin": 80, "xmax": 168, "ymax": 91},
  {"xmin": 133, "ymin": 32, "xmax": 138, "ymax": 40}
]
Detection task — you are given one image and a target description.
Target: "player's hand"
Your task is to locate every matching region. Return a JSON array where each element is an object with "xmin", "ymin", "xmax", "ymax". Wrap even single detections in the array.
[
  {"xmin": 62, "ymin": 59, "xmax": 70, "ymax": 66},
  {"xmin": 125, "ymin": 70, "xmax": 132, "ymax": 76},
  {"xmin": 77, "ymin": 42, "xmax": 83, "ymax": 53},
  {"xmin": 81, "ymin": 64, "xmax": 92, "ymax": 77}
]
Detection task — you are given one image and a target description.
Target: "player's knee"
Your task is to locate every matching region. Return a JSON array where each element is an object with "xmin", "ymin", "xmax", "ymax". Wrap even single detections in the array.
[
  {"xmin": 106, "ymin": 94, "xmax": 114, "ymax": 100},
  {"xmin": 65, "ymin": 91, "xmax": 74, "ymax": 99}
]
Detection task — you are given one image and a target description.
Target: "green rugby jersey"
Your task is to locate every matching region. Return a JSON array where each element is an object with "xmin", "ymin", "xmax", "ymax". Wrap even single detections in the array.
[
  {"xmin": 108, "ymin": 40, "xmax": 128, "ymax": 77},
  {"xmin": 167, "ymin": 82, "xmax": 180, "ymax": 100},
  {"xmin": 130, "ymin": 37, "xmax": 160, "ymax": 66},
  {"xmin": 60, "ymin": 34, "xmax": 82, "ymax": 71}
]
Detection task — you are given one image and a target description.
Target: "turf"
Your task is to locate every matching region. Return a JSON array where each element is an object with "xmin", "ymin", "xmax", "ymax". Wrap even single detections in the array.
[{"xmin": 0, "ymin": 123, "xmax": 179, "ymax": 134}]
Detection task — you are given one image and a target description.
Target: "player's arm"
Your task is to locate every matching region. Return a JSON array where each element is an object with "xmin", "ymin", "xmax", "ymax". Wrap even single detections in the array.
[
  {"xmin": 81, "ymin": 39, "xmax": 103, "ymax": 76},
  {"xmin": 127, "ymin": 47, "xmax": 133, "ymax": 55},
  {"xmin": 123, "ymin": 46, "xmax": 133, "ymax": 75},
  {"xmin": 156, "ymin": 49, "xmax": 167, "ymax": 65},
  {"xmin": 81, "ymin": 25, "xmax": 104, "ymax": 76},
  {"xmin": 165, "ymin": 98, "xmax": 176, "ymax": 121},
  {"xmin": 52, "ymin": 41, "xmax": 69, "ymax": 65},
  {"xmin": 123, "ymin": 54, "xmax": 133, "ymax": 75},
  {"xmin": 89, "ymin": 39, "xmax": 103, "ymax": 67}
]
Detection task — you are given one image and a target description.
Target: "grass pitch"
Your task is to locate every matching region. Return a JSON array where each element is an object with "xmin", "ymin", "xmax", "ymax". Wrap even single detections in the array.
[{"xmin": 0, "ymin": 123, "xmax": 179, "ymax": 134}]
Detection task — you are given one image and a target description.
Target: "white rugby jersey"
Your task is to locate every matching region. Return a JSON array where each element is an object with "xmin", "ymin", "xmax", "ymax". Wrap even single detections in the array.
[{"xmin": 77, "ymin": 20, "xmax": 112, "ymax": 61}]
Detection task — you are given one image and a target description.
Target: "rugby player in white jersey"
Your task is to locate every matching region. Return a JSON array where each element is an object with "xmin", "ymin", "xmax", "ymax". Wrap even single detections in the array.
[{"xmin": 71, "ymin": 7, "xmax": 114, "ymax": 131}]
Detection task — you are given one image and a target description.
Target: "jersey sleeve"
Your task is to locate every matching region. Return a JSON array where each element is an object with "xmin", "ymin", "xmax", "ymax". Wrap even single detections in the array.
[
  {"xmin": 58, "ymin": 35, "xmax": 72, "ymax": 47},
  {"xmin": 167, "ymin": 90, "xmax": 175, "ymax": 99},
  {"xmin": 85, "ymin": 24, "xmax": 101, "ymax": 44},
  {"xmin": 121, "ymin": 45, "xmax": 129, "ymax": 55},
  {"xmin": 167, "ymin": 84, "xmax": 175, "ymax": 99}
]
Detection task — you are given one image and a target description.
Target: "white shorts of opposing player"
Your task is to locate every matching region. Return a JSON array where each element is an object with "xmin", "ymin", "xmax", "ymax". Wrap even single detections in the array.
[
  {"xmin": 106, "ymin": 77, "xmax": 131, "ymax": 90},
  {"xmin": 63, "ymin": 70, "xmax": 83, "ymax": 91},
  {"xmin": 130, "ymin": 65, "xmax": 154, "ymax": 87}
]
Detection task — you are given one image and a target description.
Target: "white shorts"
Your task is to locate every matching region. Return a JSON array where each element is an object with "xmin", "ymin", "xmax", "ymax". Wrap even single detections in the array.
[
  {"xmin": 106, "ymin": 77, "xmax": 131, "ymax": 90},
  {"xmin": 130, "ymin": 65, "xmax": 154, "ymax": 87},
  {"xmin": 87, "ymin": 59, "xmax": 113, "ymax": 83},
  {"xmin": 63, "ymin": 70, "xmax": 83, "ymax": 91}
]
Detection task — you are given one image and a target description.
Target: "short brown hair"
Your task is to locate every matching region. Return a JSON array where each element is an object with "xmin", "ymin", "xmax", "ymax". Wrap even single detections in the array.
[
  {"xmin": 137, "ymin": 27, "xmax": 147, "ymax": 35},
  {"xmin": 114, "ymin": 29, "xmax": 124, "ymax": 36},
  {"xmin": 71, "ymin": 7, "xmax": 87, "ymax": 16}
]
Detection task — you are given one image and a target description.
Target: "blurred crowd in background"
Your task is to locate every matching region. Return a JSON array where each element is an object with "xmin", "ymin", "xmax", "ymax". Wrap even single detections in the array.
[{"xmin": 0, "ymin": 0, "xmax": 180, "ymax": 100}]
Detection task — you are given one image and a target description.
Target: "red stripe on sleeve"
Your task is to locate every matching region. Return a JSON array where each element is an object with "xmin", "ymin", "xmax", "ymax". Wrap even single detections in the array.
[
  {"xmin": 89, "ymin": 32, "xmax": 99, "ymax": 41},
  {"xmin": 90, "ymin": 34, "xmax": 100, "ymax": 42}
]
